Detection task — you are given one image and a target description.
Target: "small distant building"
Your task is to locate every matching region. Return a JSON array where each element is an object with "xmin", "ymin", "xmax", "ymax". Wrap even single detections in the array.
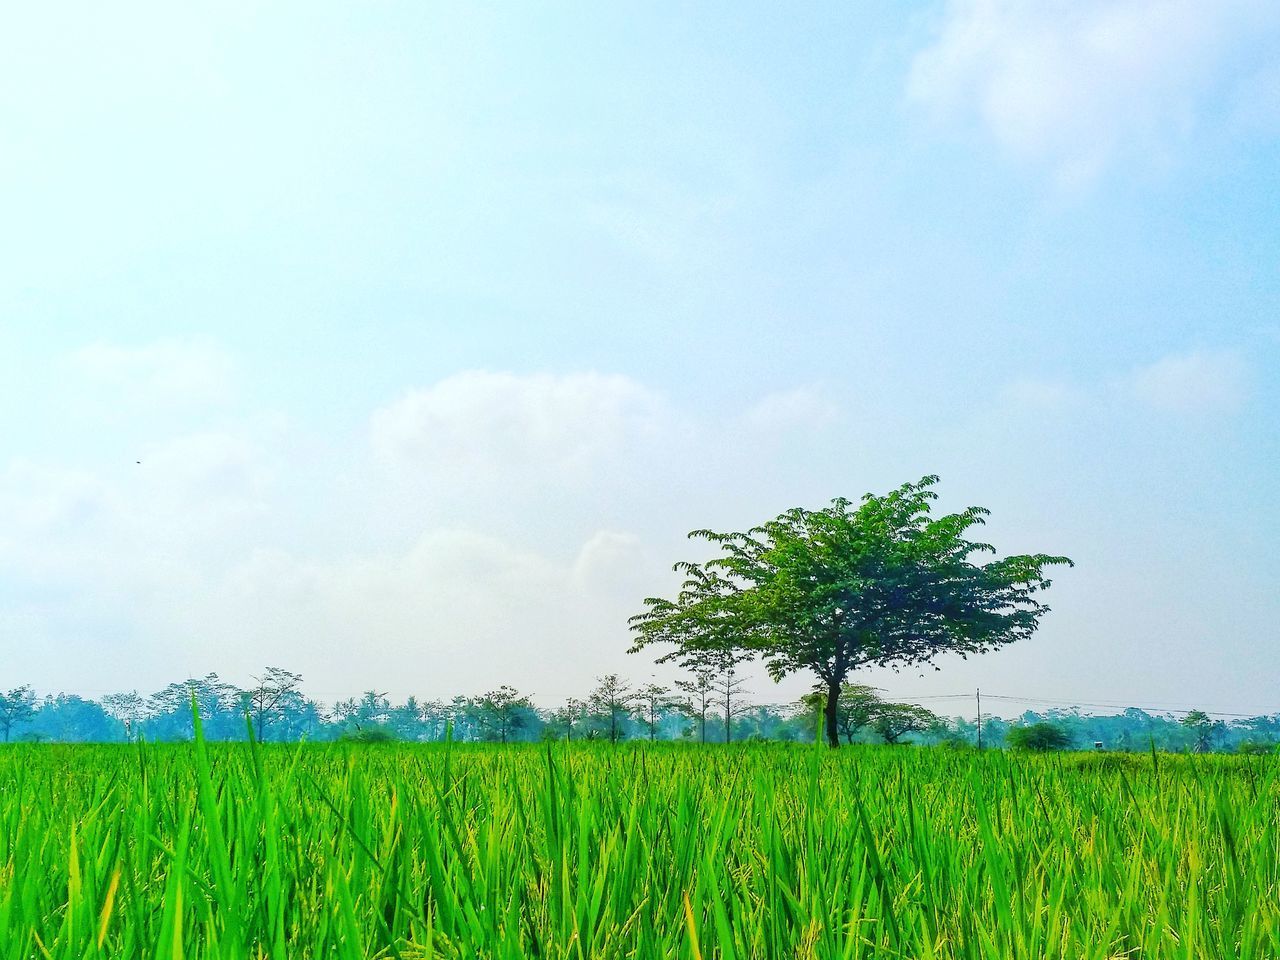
[{"xmin": 1093, "ymin": 740, "xmax": 1105, "ymax": 751}]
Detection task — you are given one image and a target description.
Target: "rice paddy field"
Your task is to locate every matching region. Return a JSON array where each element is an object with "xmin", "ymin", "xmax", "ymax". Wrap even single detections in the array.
[{"xmin": 2, "ymin": 737, "xmax": 1278, "ymax": 959}]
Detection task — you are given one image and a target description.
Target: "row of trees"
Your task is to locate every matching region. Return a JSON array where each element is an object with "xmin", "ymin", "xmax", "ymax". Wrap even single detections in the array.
[
  {"xmin": 1, "ymin": 676, "xmax": 1273, "ymax": 752},
  {"xmin": 0, "ymin": 671, "xmax": 781, "ymax": 745}
]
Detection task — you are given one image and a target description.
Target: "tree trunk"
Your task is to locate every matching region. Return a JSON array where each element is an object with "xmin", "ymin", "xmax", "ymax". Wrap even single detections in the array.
[
  {"xmin": 824, "ymin": 677, "xmax": 841, "ymax": 748},
  {"xmin": 725, "ymin": 687, "xmax": 731, "ymax": 744}
]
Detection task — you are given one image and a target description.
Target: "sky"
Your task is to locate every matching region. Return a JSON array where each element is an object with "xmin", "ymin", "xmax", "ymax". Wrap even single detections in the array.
[{"xmin": 1, "ymin": 1, "xmax": 1278, "ymax": 717}]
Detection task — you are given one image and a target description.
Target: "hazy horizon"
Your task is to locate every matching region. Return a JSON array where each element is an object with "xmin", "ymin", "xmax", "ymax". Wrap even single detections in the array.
[{"xmin": 2, "ymin": 2, "xmax": 1278, "ymax": 717}]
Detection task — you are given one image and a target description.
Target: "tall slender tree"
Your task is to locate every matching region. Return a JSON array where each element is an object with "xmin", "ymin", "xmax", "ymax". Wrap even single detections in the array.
[
  {"xmin": 589, "ymin": 674, "xmax": 635, "ymax": 744},
  {"xmin": 675, "ymin": 668, "xmax": 715, "ymax": 743},
  {"xmin": 634, "ymin": 683, "xmax": 673, "ymax": 741},
  {"xmin": 709, "ymin": 660, "xmax": 749, "ymax": 744},
  {"xmin": 248, "ymin": 667, "xmax": 303, "ymax": 741}
]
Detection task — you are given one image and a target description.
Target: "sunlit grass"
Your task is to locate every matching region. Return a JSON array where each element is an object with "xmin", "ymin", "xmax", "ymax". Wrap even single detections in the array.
[{"xmin": 1, "ymin": 736, "xmax": 1276, "ymax": 958}]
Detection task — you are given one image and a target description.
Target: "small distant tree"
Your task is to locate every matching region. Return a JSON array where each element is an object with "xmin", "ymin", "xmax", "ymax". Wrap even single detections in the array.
[
  {"xmin": 332, "ymin": 690, "xmax": 391, "ymax": 734},
  {"xmin": 273, "ymin": 689, "xmax": 323, "ymax": 740},
  {"xmin": 675, "ymin": 668, "xmax": 715, "ymax": 743},
  {"xmin": 409, "ymin": 700, "xmax": 446, "ymax": 741},
  {"xmin": 709, "ymin": 659, "xmax": 749, "ymax": 744},
  {"xmin": 1243, "ymin": 714, "xmax": 1280, "ymax": 742},
  {"xmin": 634, "ymin": 683, "xmax": 673, "ymax": 741},
  {"xmin": 248, "ymin": 667, "xmax": 304, "ymax": 741},
  {"xmin": 33, "ymin": 694, "xmax": 115, "ymax": 741},
  {"xmin": 149, "ymin": 675, "xmax": 243, "ymax": 740},
  {"xmin": 1007, "ymin": 722, "xmax": 1071, "ymax": 752},
  {"xmin": 476, "ymin": 685, "xmax": 533, "ymax": 743},
  {"xmin": 589, "ymin": 674, "xmax": 635, "ymax": 744},
  {"xmin": 549, "ymin": 697, "xmax": 586, "ymax": 741},
  {"xmin": 1180, "ymin": 710, "xmax": 1216, "ymax": 753},
  {"xmin": 0, "ymin": 686, "xmax": 36, "ymax": 742},
  {"xmin": 873, "ymin": 702, "xmax": 940, "ymax": 744},
  {"xmin": 101, "ymin": 690, "xmax": 148, "ymax": 741}
]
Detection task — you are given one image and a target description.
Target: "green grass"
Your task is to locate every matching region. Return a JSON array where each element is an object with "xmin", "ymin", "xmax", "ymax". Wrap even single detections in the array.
[{"xmin": 1, "ymin": 739, "xmax": 1277, "ymax": 958}]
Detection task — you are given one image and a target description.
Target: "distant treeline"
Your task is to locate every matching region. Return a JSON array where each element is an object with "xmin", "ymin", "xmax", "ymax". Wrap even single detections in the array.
[{"xmin": 0, "ymin": 670, "xmax": 1275, "ymax": 752}]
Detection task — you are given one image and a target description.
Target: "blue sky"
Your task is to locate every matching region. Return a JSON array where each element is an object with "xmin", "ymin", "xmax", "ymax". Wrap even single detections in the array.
[{"xmin": 1, "ymin": 1, "xmax": 1278, "ymax": 715}]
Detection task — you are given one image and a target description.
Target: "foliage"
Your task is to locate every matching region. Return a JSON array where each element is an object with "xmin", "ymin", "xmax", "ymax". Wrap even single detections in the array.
[
  {"xmin": 336, "ymin": 725, "xmax": 399, "ymax": 744},
  {"xmin": 588, "ymin": 674, "xmax": 635, "ymax": 744},
  {"xmin": 674, "ymin": 667, "xmax": 715, "ymax": 743},
  {"xmin": 799, "ymin": 683, "xmax": 884, "ymax": 743},
  {"xmin": 0, "ymin": 685, "xmax": 36, "ymax": 742},
  {"xmin": 872, "ymin": 702, "xmax": 941, "ymax": 744},
  {"xmin": 1236, "ymin": 740, "xmax": 1275, "ymax": 756},
  {"xmin": 633, "ymin": 683, "xmax": 674, "ymax": 742},
  {"xmin": 631, "ymin": 476, "xmax": 1071, "ymax": 746},
  {"xmin": 1007, "ymin": 721, "xmax": 1073, "ymax": 751},
  {"xmin": 1180, "ymin": 709, "xmax": 1221, "ymax": 754},
  {"xmin": 798, "ymin": 685, "xmax": 940, "ymax": 745},
  {"xmin": 248, "ymin": 667, "xmax": 304, "ymax": 740},
  {"xmin": 475, "ymin": 686, "xmax": 536, "ymax": 743}
]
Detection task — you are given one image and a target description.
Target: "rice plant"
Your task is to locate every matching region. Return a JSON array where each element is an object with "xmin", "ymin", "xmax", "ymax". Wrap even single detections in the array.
[{"xmin": 0, "ymin": 734, "xmax": 1276, "ymax": 958}]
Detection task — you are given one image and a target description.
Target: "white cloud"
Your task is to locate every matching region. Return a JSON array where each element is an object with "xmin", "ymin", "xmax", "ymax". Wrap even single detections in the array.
[
  {"xmin": 131, "ymin": 526, "xmax": 654, "ymax": 703},
  {"xmin": 0, "ymin": 429, "xmax": 275, "ymax": 592},
  {"xmin": 572, "ymin": 530, "xmax": 644, "ymax": 589},
  {"xmin": 996, "ymin": 350, "xmax": 1249, "ymax": 416},
  {"xmin": 67, "ymin": 337, "xmax": 235, "ymax": 408},
  {"xmin": 742, "ymin": 385, "xmax": 839, "ymax": 434},
  {"xmin": 999, "ymin": 378, "xmax": 1081, "ymax": 410},
  {"xmin": 1129, "ymin": 348, "xmax": 1249, "ymax": 413},
  {"xmin": 908, "ymin": 0, "xmax": 1279, "ymax": 183},
  {"xmin": 371, "ymin": 370, "xmax": 673, "ymax": 481},
  {"xmin": 0, "ymin": 367, "xmax": 872, "ymax": 701}
]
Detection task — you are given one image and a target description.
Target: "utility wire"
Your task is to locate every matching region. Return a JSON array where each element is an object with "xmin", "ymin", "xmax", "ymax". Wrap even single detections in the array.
[{"xmin": 891, "ymin": 692, "xmax": 1272, "ymax": 720}]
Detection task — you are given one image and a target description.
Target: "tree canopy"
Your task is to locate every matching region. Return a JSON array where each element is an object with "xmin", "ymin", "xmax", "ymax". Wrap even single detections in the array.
[
  {"xmin": 630, "ymin": 476, "xmax": 1071, "ymax": 747},
  {"xmin": 1006, "ymin": 722, "xmax": 1072, "ymax": 751}
]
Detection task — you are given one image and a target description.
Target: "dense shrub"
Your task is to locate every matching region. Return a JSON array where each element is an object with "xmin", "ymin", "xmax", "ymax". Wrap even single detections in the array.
[
  {"xmin": 1007, "ymin": 721, "xmax": 1072, "ymax": 751},
  {"xmin": 337, "ymin": 725, "xmax": 398, "ymax": 744}
]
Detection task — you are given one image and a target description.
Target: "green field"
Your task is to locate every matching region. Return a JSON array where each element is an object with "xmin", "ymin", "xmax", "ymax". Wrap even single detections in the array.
[{"xmin": 3, "ymin": 739, "xmax": 1277, "ymax": 959}]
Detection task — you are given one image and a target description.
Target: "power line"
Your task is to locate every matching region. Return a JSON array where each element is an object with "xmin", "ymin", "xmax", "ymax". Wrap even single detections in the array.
[{"xmin": 892, "ymin": 692, "xmax": 1273, "ymax": 720}]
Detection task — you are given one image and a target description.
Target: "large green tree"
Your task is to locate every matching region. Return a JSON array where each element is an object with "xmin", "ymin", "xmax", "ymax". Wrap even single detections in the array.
[{"xmin": 631, "ymin": 476, "xmax": 1070, "ymax": 748}]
